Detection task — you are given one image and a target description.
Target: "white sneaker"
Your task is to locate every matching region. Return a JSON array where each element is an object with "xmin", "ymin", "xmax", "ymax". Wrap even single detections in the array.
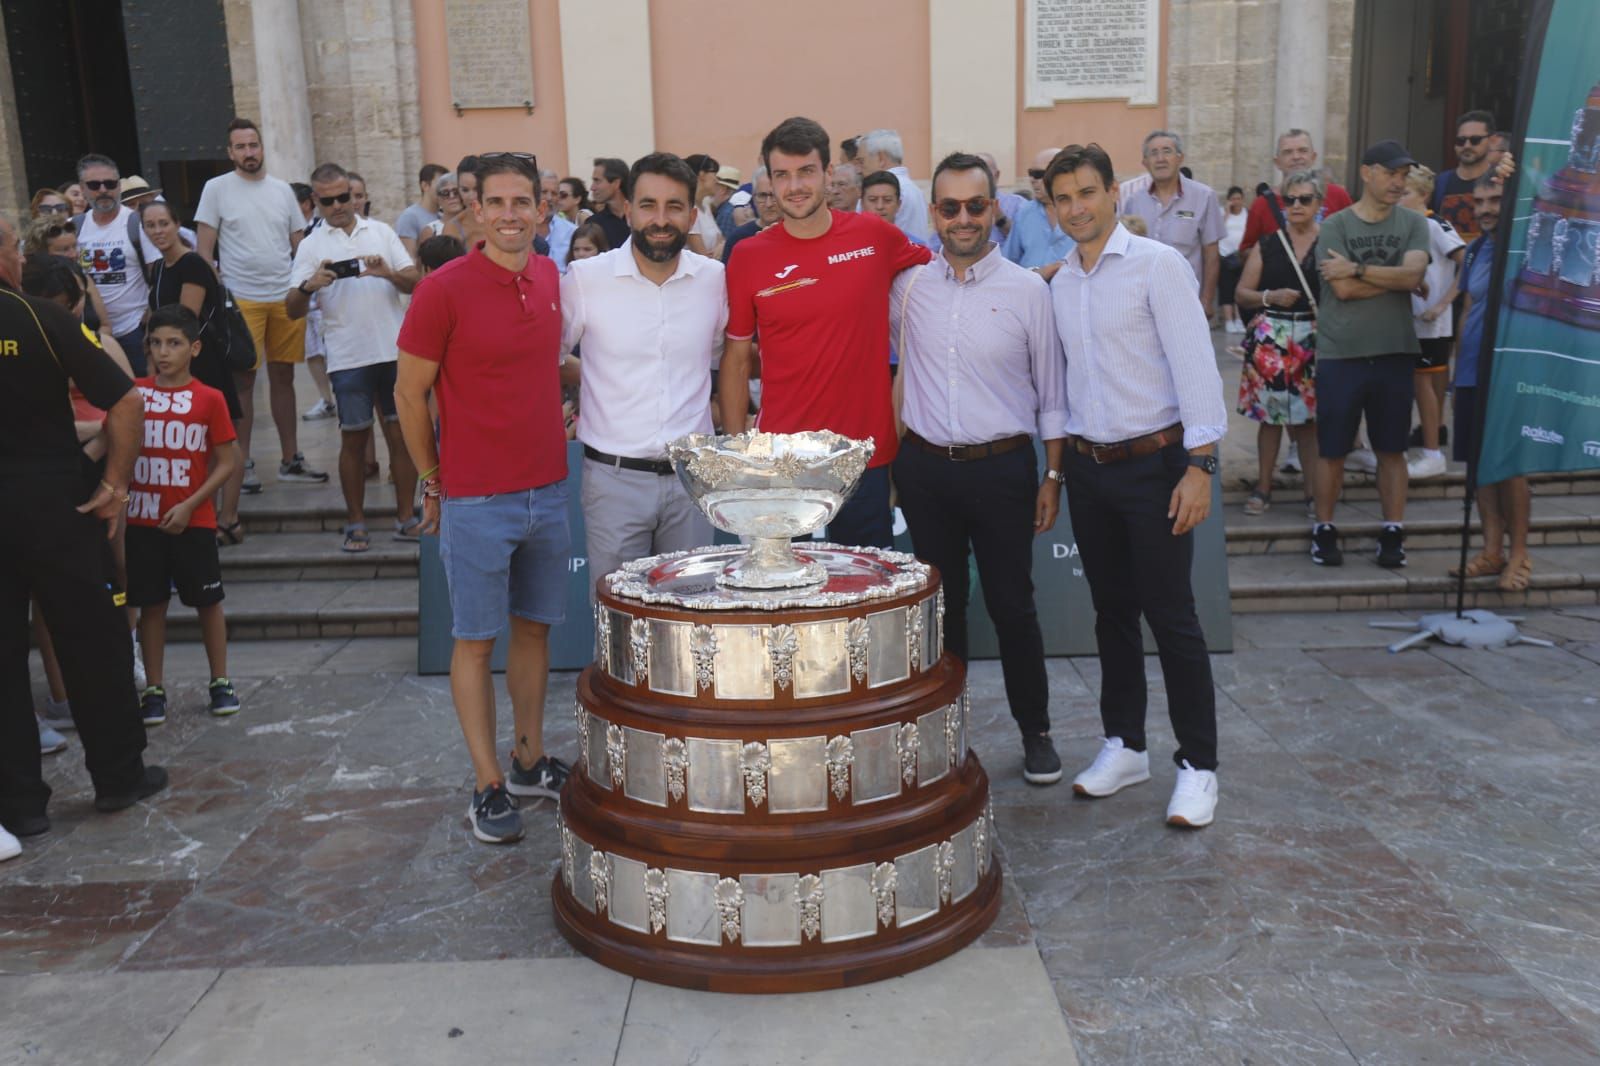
[
  {"xmin": 37, "ymin": 717, "xmax": 67, "ymax": 755},
  {"xmin": 0, "ymin": 824, "xmax": 19, "ymax": 862},
  {"xmin": 1281, "ymin": 440, "xmax": 1300, "ymax": 473},
  {"xmin": 39, "ymin": 696, "xmax": 74, "ymax": 732},
  {"xmin": 1344, "ymin": 448, "xmax": 1378, "ymax": 474},
  {"xmin": 1226, "ymin": 318, "xmax": 1246, "ymax": 334},
  {"xmin": 302, "ymin": 398, "xmax": 336, "ymax": 420},
  {"xmin": 132, "ymin": 636, "xmax": 147, "ymax": 691},
  {"xmin": 1407, "ymin": 450, "xmax": 1447, "ymax": 480},
  {"xmin": 1166, "ymin": 761, "xmax": 1218, "ymax": 828},
  {"xmin": 1071, "ymin": 736, "xmax": 1151, "ymax": 798}
]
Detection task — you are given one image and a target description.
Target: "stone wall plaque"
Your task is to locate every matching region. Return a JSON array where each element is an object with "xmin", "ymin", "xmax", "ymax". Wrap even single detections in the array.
[
  {"xmin": 1025, "ymin": 0, "xmax": 1160, "ymax": 108},
  {"xmin": 444, "ymin": 0, "xmax": 535, "ymax": 112}
]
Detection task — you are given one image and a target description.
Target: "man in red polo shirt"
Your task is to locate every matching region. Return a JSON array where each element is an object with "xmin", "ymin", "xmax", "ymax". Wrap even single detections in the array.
[
  {"xmin": 395, "ymin": 152, "xmax": 571, "ymax": 846},
  {"xmin": 1240, "ymin": 128, "xmax": 1353, "ymax": 252},
  {"xmin": 719, "ymin": 115, "xmax": 932, "ymax": 548}
]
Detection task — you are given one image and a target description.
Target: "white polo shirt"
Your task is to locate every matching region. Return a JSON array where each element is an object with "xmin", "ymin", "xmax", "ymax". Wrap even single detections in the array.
[
  {"xmin": 560, "ymin": 241, "xmax": 728, "ymax": 459},
  {"xmin": 289, "ymin": 216, "xmax": 414, "ymax": 373}
]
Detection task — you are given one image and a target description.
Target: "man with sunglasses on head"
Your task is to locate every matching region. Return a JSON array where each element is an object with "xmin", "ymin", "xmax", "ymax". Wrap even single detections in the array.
[
  {"xmin": 396, "ymin": 151, "xmax": 572, "ymax": 846},
  {"xmin": 1431, "ymin": 110, "xmax": 1496, "ymax": 241},
  {"xmin": 195, "ymin": 118, "xmax": 328, "ymax": 500},
  {"xmin": 891, "ymin": 152, "xmax": 1068, "ymax": 786},
  {"xmin": 1002, "ymin": 146, "xmax": 1074, "ymax": 277},
  {"xmin": 71, "ymin": 154, "xmax": 159, "ymax": 373},
  {"xmin": 721, "ymin": 116, "xmax": 932, "ymax": 549},
  {"xmin": 287, "ymin": 163, "xmax": 421, "ymax": 555}
]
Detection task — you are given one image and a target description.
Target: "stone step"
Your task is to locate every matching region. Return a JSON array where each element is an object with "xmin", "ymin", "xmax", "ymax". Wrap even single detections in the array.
[
  {"xmin": 219, "ymin": 531, "xmax": 419, "ymax": 582},
  {"xmin": 1218, "ymin": 464, "xmax": 1600, "ymax": 505},
  {"xmin": 235, "ymin": 482, "xmax": 399, "ymax": 534},
  {"xmin": 1227, "ymin": 543, "xmax": 1600, "ymax": 614},
  {"xmin": 1224, "ymin": 492, "xmax": 1600, "ymax": 556},
  {"xmin": 163, "ymin": 577, "xmax": 417, "ymax": 642}
]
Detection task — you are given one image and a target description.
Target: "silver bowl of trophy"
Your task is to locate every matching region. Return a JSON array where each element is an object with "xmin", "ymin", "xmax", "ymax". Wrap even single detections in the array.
[{"xmin": 667, "ymin": 430, "xmax": 875, "ymax": 589}]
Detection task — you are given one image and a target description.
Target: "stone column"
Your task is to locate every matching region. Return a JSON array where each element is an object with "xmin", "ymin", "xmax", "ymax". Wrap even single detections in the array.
[
  {"xmin": 250, "ymin": 0, "xmax": 315, "ymax": 183},
  {"xmin": 929, "ymin": 0, "xmax": 1016, "ymax": 179},
  {"xmin": 0, "ymin": 11, "xmax": 29, "ymax": 221},
  {"xmin": 1273, "ymin": 0, "xmax": 1329, "ymax": 160},
  {"xmin": 557, "ymin": 0, "xmax": 654, "ymax": 178}
]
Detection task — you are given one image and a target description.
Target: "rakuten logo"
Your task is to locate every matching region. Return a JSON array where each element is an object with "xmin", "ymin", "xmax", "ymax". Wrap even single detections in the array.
[{"xmin": 1521, "ymin": 425, "xmax": 1565, "ymax": 445}]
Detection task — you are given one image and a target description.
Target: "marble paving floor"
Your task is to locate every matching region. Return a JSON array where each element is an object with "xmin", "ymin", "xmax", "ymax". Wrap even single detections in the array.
[{"xmin": 4, "ymin": 609, "xmax": 1600, "ymax": 1064}]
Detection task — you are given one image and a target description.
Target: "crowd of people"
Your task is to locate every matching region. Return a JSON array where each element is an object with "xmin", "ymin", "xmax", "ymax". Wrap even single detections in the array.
[{"xmin": 1, "ymin": 106, "xmax": 1519, "ymax": 860}]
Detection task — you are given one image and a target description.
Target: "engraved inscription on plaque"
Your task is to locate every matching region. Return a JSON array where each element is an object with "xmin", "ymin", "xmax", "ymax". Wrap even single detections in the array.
[
  {"xmin": 572, "ymin": 835, "xmax": 596, "ymax": 912},
  {"xmin": 895, "ymin": 843, "xmax": 942, "ymax": 927},
  {"xmin": 866, "ymin": 608, "xmax": 910, "ymax": 687},
  {"xmin": 919, "ymin": 597, "xmax": 937, "ymax": 670},
  {"xmin": 712, "ymin": 624, "xmax": 776, "ymax": 700},
  {"xmin": 444, "ymin": 0, "xmax": 535, "ymax": 111},
  {"xmin": 608, "ymin": 854, "xmax": 649, "ymax": 933},
  {"xmin": 949, "ymin": 822, "xmax": 979, "ymax": 903},
  {"xmin": 648, "ymin": 619, "xmax": 695, "ymax": 697},
  {"xmin": 820, "ymin": 862, "xmax": 877, "ymax": 942},
  {"xmin": 917, "ymin": 707, "xmax": 951, "ymax": 786},
  {"xmin": 623, "ymin": 727, "xmax": 668, "ymax": 807},
  {"xmin": 665, "ymin": 869, "xmax": 721, "ymax": 945},
  {"xmin": 586, "ymin": 711, "xmax": 611, "ymax": 791},
  {"xmin": 740, "ymin": 873, "xmax": 803, "ymax": 947},
  {"xmin": 1025, "ymin": 0, "xmax": 1160, "ymax": 108},
  {"xmin": 793, "ymin": 619, "xmax": 851, "ymax": 698},
  {"xmin": 850, "ymin": 722, "xmax": 902, "ymax": 804},
  {"xmin": 606, "ymin": 609, "xmax": 633, "ymax": 684},
  {"xmin": 686, "ymin": 737, "xmax": 745, "ymax": 814},
  {"xmin": 767, "ymin": 736, "xmax": 829, "ymax": 814}
]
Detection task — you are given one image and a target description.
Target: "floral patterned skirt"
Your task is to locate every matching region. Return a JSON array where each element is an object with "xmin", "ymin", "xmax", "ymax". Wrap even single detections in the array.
[{"xmin": 1237, "ymin": 311, "xmax": 1317, "ymax": 425}]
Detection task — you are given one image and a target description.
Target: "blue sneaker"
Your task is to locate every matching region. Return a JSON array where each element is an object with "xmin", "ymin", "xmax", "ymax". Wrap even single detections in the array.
[
  {"xmin": 139, "ymin": 686, "xmax": 167, "ymax": 727},
  {"xmin": 467, "ymin": 782, "xmax": 523, "ymax": 844},
  {"xmin": 208, "ymin": 677, "xmax": 241, "ymax": 717},
  {"xmin": 507, "ymin": 754, "xmax": 570, "ymax": 801}
]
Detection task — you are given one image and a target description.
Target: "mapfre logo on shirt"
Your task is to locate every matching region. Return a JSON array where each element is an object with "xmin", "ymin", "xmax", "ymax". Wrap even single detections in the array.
[{"xmin": 827, "ymin": 246, "xmax": 876, "ymax": 265}]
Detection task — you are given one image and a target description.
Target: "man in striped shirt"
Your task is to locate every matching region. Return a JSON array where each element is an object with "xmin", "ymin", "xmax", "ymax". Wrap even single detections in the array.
[{"xmin": 1043, "ymin": 143, "xmax": 1229, "ymax": 829}]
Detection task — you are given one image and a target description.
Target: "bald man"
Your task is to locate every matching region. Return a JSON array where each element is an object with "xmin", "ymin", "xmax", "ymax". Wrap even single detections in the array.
[{"xmin": 1003, "ymin": 146, "xmax": 1075, "ymax": 278}]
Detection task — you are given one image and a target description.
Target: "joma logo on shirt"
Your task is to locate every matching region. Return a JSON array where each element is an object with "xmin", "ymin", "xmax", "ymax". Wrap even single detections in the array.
[{"xmin": 827, "ymin": 246, "xmax": 876, "ymax": 265}]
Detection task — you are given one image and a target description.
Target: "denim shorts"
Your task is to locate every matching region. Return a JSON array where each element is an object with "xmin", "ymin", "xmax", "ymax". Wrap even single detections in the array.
[
  {"xmin": 330, "ymin": 361, "xmax": 399, "ymax": 431},
  {"xmin": 439, "ymin": 483, "xmax": 571, "ymax": 639},
  {"xmin": 1315, "ymin": 354, "xmax": 1414, "ymax": 458}
]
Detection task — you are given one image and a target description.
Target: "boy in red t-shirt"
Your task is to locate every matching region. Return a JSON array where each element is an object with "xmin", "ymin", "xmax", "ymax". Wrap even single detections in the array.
[{"xmin": 126, "ymin": 306, "xmax": 242, "ymax": 725}]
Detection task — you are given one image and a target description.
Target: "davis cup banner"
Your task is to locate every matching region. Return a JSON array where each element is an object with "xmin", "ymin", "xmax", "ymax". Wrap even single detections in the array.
[{"xmin": 1476, "ymin": 0, "xmax": 1600, "ymax": 485}]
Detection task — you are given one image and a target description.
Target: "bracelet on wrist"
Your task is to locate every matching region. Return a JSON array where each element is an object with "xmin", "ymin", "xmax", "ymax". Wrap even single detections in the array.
[
  {"xmin": 100, "ymin": 479, "xmax": 130, "ymax": 503},
  {"xmin": 418, "ymin": 465, "xmax": 439, "ymax": 481}
]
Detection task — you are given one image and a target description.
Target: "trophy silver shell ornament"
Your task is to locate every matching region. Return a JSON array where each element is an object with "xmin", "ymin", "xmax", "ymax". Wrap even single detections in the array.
[{"xmin": 667, "ymin": 430, "xmax": 875, "ymax": 589}]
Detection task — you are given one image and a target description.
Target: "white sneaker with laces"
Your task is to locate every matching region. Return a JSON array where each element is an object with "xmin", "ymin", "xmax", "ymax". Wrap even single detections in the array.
[
  {"xmin": 1407, "ymin": 450, "xmax": 1447, "ymax": 480},
  {"xmin": 0, "ymin": 824, "xmax": 19, "ymax": 861},
  {"xmin": 1071, "ymin": 736, "xmax": 1151, "ymax": 797},
  {"xmin": 302, "ymin": 398, "xmax": 336, "ymax": 421},
  {"xmin": 1280, "ymin": 440, "xmax": 1300, "ymax": 473},
  {"xmin": 1344, "ymin": 447, "xmax": 1378, "ymax": 474},
  {"xmin": 1166, "ymin": 761, "xmax": 1218, "ymax": 828}
]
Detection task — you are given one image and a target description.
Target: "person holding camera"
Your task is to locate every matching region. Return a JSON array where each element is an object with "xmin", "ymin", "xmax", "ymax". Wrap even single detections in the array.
[{"xmin": 287, "ymin": 163, "xmax": 421, "ymax": 553}]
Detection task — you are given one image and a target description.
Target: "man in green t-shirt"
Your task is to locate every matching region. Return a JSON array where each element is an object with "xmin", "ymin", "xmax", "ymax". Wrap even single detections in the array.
[{"xmin": 1311, "ymin": 139, "xmax": 1429, "ymax": 570}]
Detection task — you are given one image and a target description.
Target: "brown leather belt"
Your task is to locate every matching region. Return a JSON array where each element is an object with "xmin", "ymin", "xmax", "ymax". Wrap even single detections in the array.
[
  {"xmin": 1069, "ymin": 423, "xmax": 1184, "ymax": 464},
  {"xmin": 904, "ymin": 429, "xmax": 1030, "ymax": 462}
]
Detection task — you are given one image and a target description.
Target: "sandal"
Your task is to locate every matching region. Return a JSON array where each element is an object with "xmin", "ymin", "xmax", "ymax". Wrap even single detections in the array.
[
  {"xmin": 1449, "ymin": 552, "xmax": 1506, "ymax": 579},
  {"xmin": 216, "ymin": 520, "xmax": 245, "ymax": 547},
  {"xmin": 393, "ymin": 517, "xmax": 422, "ymax": 542},
  {"xmin": 341, "ymin": 525, "xmax": 371, "ymax": 553},
  {"xmin": 1243, "ymin": 491, "xmax": 1271, "ymax": 516},
  {"xmin": 1497, "ymin": 555, "xmax": 1533, "ymax": 592}
]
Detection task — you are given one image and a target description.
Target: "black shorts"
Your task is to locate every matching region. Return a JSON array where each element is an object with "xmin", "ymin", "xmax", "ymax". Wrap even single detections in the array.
[
  {"xmin": 125, "ymin": 525, "xmax": 225, "ymax": 608},
  {"xmin": 1452, "ymin": 386, "xmax": 1478, "ymax": 465},
  {"xmin": 1315, "ymin": 354, "xmax": 1415, "ymax": 458},
  {"xmin": 1415, "ymin": 337, "xmax": 1451, "ymax": 372}
]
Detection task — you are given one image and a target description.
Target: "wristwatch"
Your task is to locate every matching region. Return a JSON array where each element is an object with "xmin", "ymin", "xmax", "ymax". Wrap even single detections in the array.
[
  {"xmin": 296, "ymin": 280, "xmax": 315, "ymax": 295},
  {"xmin": 1187, "ymin": 454, "xmax": 1218, "ymax": 475},
  {"xmin": 1044, "ymin": 468, "xmax": 1065, "ymax": 484},
  {"xmin": 1354, "ymin": 262, "xmax": 1366, "ymax": 279}
]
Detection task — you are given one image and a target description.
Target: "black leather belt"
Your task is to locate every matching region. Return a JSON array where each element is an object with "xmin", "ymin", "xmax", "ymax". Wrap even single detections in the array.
[
  {"xmin": 903, "ymin": 429, "xmax": 1030, "ymax": 462},
  {"xmin": 1068, "ymin": 423, "xmax": 1184, "ymax": 464},
  {"xmin": 582, "ymin": 445, "xmax": 675, "ymax": 476}
]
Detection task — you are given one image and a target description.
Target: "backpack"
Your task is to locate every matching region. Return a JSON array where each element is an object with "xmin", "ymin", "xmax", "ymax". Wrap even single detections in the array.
[
  {"xmin": 210, "ymin": 284, "xmax": 258, "ymax": 373},
  {"xmin": 72, "ymin": 208, "xmax": 148, "ymax": 272}
]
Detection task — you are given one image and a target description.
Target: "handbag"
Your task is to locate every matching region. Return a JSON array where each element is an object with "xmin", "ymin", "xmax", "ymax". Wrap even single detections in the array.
[{"xmin": 212, "ymin": 285, "xmax": 258, "ymax": 373}]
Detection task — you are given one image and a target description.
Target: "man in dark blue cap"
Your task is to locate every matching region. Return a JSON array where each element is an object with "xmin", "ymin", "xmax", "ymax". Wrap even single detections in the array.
[{"xmin": 1309, "ymin": 139, "xmax": 1430, "ymax": 570}]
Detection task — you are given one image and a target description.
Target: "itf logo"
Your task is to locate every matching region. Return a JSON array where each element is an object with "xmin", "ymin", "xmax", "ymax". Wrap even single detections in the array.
[
  {"xmin": 1520, "ymin": 425, "xmax": 1565, "ymax": 445},
  {"xmin": 1584, "ymin": 440, "xmax": 1600, "ymax": 458}
]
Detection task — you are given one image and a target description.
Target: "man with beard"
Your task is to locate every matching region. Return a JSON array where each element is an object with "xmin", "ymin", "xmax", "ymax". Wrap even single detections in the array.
[
  {"xmin": 559, "ymin": 152, "xmax": 723, "ymax": 589},
  {"xmin": 890, "ymin": 153, "xmax": 1068, "ymax": 786},
  {"xmin": 1430, "ymin": 110, "xmax": 1495, "ymax": 240},
  {"xmin": 721, "ymin": 116, "xmax": 932, "ymax": 548},
  {"xmin": 71, "ymin": 154, "xmax": 159, "ymax": 372}
]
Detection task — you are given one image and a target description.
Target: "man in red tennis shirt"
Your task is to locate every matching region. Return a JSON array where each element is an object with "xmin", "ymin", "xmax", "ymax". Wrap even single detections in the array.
[
  {"xmin": 395, "ymin": 152, "xmax": 571, "ymax": 846},
  {"xmin": 720, "ymin": 115, "xmax": 932, "ymax": 548},
  {"xmin": 1240, "ymin": 128, "xmax": 1353, "ymax": 252}
]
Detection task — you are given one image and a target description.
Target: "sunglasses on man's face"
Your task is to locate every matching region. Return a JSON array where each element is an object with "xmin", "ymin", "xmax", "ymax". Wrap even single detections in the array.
[
  {"xmin": 437, "ymin": 187, "xmax": 460, "ymax": 198},
  {"xmin": 481, "ymin": 151, "xmax": 536, "ymax": 162},
  {"xmin": 83, "ymin": 179, "xmax": 119, "ymax": 191},
  {"xmin": 1027, "ymin": 168, "xmax": 1046, "ymax": 180},
  {"xmin": 1456, "ymin": 134, "xmax": 1488, "ymax": 147},
  {"xmin": 318, "ymin": 192, "xmax": 352, "ymax": 206},
  {"xmin": 935, "ymin": 197, "xmax": 992, "ymax": 220},
  {"xmin": 1282, "ymin": 194, "xmax": 1318, "ymax": 207}
]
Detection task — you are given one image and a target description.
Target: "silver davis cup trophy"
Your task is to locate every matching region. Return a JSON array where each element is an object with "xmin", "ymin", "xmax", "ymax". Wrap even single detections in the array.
[
  {"xmin": 667, "ymin": 430, "xmax": 875, "ymax": 589},
  {"xmin": 552, "ymin": 429, "xmax": 1002, "ymax": 994}
]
